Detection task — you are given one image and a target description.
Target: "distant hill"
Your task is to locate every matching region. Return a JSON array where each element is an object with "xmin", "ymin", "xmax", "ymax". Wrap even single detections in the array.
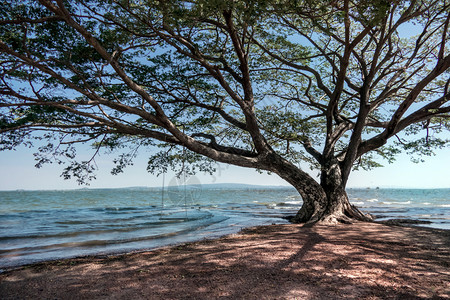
[
  {"xmin": 192, "ymin": 183, "xmax": 292, "ymax": 190},
  {"xmin": 120, "ymin": 183, "xmax": 293, "ymax": 190},
  {"xmin": 2, "ymin": 183, "xmax": 293, "ymax": 192}
]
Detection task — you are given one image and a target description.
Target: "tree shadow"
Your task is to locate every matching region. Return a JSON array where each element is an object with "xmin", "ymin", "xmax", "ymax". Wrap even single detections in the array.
[{"xmin": 1, "ymin": 222, "xmax": 449, "ymax": 299}]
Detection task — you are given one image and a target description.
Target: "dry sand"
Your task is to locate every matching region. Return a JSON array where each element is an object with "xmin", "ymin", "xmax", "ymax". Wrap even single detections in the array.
[{"xmin": 1, "ymin": 222, "xmax": 449, "ymax": 299}]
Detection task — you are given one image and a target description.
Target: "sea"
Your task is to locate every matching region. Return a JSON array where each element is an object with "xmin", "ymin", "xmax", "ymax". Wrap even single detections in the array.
[{"xmin": 0, "ymin": 185, "xmax": 449, "ymax": 269}]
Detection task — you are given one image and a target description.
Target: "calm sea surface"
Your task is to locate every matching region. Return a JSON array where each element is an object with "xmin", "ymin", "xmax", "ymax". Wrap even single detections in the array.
[{"xmin": 0, "ymin": 186, "xmax": 449, "ymax": 268}]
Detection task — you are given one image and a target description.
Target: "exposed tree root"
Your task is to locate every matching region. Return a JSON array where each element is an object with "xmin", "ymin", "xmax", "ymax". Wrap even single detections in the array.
[
  {"xmin": 289, "ymin": 203, "xmax": 374, "ymax": 225},
  {"xmin": 345, "ymin": 204, "xmax": 374, "ymax": 221}
]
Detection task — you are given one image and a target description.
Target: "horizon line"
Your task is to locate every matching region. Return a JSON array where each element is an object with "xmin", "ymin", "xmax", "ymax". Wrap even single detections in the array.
[{"xmin": 1, "ymin": 183, "xmax": 449, "ymax": 192}]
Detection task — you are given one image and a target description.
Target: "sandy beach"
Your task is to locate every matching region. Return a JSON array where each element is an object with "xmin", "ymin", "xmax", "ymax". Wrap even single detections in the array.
[{"xmin": 1, "ymin": 222, "xmax": 449, "ymax": 299}]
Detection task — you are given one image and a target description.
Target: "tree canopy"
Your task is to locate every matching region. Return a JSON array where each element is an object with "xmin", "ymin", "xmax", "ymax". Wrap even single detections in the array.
[{"xmin": 1, "ymin": 0, "xmax": 449, "ymax": 223}]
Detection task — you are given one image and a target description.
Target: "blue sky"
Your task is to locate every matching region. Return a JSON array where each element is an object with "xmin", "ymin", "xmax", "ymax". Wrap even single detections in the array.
[{"xmin": 0, "ymin": 143, "xmax": 448, "ymax": 190}]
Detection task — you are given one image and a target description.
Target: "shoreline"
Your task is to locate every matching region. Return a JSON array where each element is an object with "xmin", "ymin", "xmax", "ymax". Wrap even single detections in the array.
[
  {"xmin": 0, "ymin": 218, "xmax": 443, "ymax": 273},
  {"xmin": 1, "ymin": 222, "xmax": 449, "ymax": 299}
]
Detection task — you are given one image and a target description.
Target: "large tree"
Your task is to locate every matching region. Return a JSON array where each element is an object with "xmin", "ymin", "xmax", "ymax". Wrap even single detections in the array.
[{"xmin": 1, "ymin": 0, "xmax": 449, "ymax": 223}]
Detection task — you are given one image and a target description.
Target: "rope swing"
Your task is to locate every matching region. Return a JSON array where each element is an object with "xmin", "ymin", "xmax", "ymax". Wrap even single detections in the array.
[
  {"xmin": 160, "ymin": 126, "xmax": 188, "ymax": 219},
  {"xmin": 161, "ymin": 171, "xmax": 165, "ymax": 209},
  {"xmin": 182, "ymin": 141, "xmax": 188, "ymax": 218}
]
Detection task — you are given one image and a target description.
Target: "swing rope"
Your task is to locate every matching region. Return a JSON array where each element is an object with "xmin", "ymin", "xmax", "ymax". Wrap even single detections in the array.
[
  {"xmin": 160, "ymin": 126, "xmax": 188, "ymax": 219},
  {"xmin": 182, "ymin": 128, "xmax": 188, "ymax": 218},
  {"xmin": 161, "ymin": 171, "xmax": 165, "ymax": 209}
]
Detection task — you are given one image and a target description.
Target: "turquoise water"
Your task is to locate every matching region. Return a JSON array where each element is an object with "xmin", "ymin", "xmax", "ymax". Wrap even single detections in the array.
[{"xmin": 0, "ymin": 186, "xmax": 448, "ymax": 268}]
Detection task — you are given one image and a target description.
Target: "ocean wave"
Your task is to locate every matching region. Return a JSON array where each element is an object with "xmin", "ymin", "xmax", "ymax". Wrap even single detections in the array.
[
  {"xmin": 273, "ymin": 202, "xmax": 297, "ymax": 208},
  {"xmin": 381, "ymin": 201, "xmax": 411, "ymax": 205},
  {"xmin": 283, "ymin": 201, "xmax": 302, "ymax": 205},
  {"xmin": 367, "ymin": 199, "xmax": 378, "ymax": 202},
  {"xmin": 352, "ymin": 201, "xmax": 365, "ymax": 205},
  {"xmin": 438, "ymin": 204, "xmax": 450, "ymax": 207}
]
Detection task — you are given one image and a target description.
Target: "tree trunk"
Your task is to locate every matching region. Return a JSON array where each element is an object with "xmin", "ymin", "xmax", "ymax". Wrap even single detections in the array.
[
  {"xmin": 269, "ymin": 154, "xmax": 372, "ymax": 224},
  {"xmin": 292, "ymin": 179, "xmax": 373, "ymax": 224},
  {"xmin": 292, "ymin": 185, "xmax": 372, "ymax": 224}
]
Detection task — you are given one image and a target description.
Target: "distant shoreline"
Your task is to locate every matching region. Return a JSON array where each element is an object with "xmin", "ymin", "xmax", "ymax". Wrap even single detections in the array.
[{"xmin": 1, "ymin": 184, "xmax": 450, "ymax": 192}]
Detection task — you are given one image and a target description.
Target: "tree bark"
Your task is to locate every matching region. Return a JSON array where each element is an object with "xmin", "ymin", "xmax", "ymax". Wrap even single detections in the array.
[
  {"xmin": 293, "ymin": 179, "xmax": 373, "ymax": 224},
  {"xmin": 267, "ymin": 153, "xmax": 372, "ymax": 224}
]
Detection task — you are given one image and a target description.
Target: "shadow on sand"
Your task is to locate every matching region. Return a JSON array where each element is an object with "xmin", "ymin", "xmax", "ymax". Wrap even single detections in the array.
[{"xmin": 1, "ymin": 222, "xmax": 449, "ymax": 299}]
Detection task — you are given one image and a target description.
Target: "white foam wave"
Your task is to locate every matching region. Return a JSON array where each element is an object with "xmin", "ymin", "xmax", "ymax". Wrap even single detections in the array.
[
  {"xmin": 438, "ymin": 204, "xmax": 450, "ymax": 207},
  {"xmin": 284, "ymin": 201, "xmax": 302, "ymax": 205},
  {"xmin": 367, "ymin": 198, "xmax": 378, "ymax": 202},
  {"xmin": 352, "ymin": 201, "xmax": 365, "ymax": 205},
  {"xmin": 381, "ymin": 201, "xmax": 411, "ymax": 205}
]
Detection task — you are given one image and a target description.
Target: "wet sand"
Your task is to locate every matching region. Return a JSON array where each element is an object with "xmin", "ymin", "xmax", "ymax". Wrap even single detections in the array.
[{"xmin": 1, "ymin": 222, "xmax": 449, "ymax": 299}]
